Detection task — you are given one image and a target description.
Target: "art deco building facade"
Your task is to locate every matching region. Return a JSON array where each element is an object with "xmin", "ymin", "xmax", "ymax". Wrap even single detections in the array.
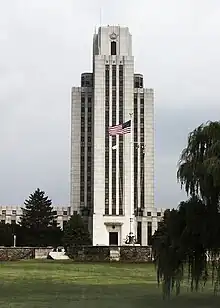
[
  {"xmin": 71, "ymin": 26, "xmax": 162, "ymax": 246},
  {"xmin": 0, "ymin": 205, "xmax": 71, "ymax": 230}
]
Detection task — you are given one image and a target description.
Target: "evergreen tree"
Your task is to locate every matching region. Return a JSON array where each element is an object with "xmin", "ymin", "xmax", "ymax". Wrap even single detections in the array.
[
  {"xmin": 63, "ymin": 212, "xmax": 91, "ymax": 247},
  {"xmin": 0, "ymin": 223, "xmax": 13, "ymax": 246},
  {"xmin": 20, "ymin": 188, "xmax": 57, "ymax": 229},
  {"xmin": 19, "ymin": 188, "xmax": 62, "ymax": 247}
]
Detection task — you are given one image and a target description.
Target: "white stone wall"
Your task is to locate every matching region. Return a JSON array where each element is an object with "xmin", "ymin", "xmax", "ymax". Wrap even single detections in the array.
[
  {"xmin": 143, "ymin": 89, "xmax": 155, "ymax": 212},
  {"xmin": 92, "ymin": 27, "xmax": 135, "ymax": 245},
  {"xmin": 96, "ymin": 26, "xmax": 132, "ymax": 57},
  {"xmin": 122, "ymin": 56, "xmax": 134, "ymax": 233},
  {"xmin": 0, "ymin": 205, "xmax": 71, "ymax": 230},
  {"xmin": 71, "ymin": 87, "xmax": 81, "ymax": 214},
  {"xmin": 71, "ymin": 26, "xmax": 162, "ymax": 246},
  {"xmin": 133, "ymin": 88, "xmax": 154, "ymax": 213},
  {"xmin": 93, "ymin": 55, "xmax": 106, "ymax": 243},
  {"xmin": 137, "ymin": 207, "xmax": 165, "ymax": 246}
]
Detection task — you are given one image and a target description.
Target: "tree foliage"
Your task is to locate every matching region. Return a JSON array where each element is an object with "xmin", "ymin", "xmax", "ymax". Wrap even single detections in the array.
[
  {"xmin": 0, "ymin": 223, "xmax": 15, "ymax": 246},
  {"xmin": 19, "ymin": 188, "xmax": 62, "ymax": 247},
  {"xmin": 20, "ymin": 188, "xmax": 57, "ymax": 229},
  {"xmin": 63, "ymin": 212, "xmax": 91, "ymax": 247},
  {"xmin": 153, "ymin": 121, "xmax": 220, "ymax": 298}
]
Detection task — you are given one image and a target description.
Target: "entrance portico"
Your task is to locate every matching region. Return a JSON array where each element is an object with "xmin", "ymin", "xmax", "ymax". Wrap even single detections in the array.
[{"xmin": 104, "ymin": 222, "xmax": 123, "ymax": 246}]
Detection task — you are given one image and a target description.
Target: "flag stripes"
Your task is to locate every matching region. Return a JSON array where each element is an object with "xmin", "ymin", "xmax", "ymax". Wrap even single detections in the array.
[{"xmin": 108, "ymin": 120, "xmax": 131, "ymax": 136}]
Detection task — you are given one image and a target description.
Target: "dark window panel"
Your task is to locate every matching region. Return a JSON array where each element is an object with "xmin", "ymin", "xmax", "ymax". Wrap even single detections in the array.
[{"xmin": 111, "ymin": 41, "xmax": 116, "ymax": 55}]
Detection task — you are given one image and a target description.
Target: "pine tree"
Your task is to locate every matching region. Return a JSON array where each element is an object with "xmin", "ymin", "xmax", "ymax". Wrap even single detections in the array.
[
  {"xmin": 63, "ymin": 212, "xmax": 91, "ymax": 247},
  {"xmin": 19, "ymin": 188, "xmax": 62, "ymax": 247},
  {"xmin": 20, "ymin": 188, "xmax": 57, "ymax": 229}
]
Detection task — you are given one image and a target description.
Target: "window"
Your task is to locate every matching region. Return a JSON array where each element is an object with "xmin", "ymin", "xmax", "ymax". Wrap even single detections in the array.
[
  {"xmin": 54, "ymin": 211, "xmax": 57, "ymax": 215},
  {"xmin": 135, "ymin": 81, "xmax": 139, "ymax": 88},
  {"xmin": 1, "ymin": 220, "xmax": 5, "ymax": 224},
  {"xmin": 137, "ymin": 221, "xmax": 142, "ymax": 244},
  {"xmin": 157, "ymin": 212, "xmax": 161, "ymax": 217},
  {"xmin": 111, "ymin": 41, "xmax": 116, "ymax": 55},
  {"xmin": 11, "ymin": 220, "xmax": 16, "ymax": 224},
  {"xmin": 147, "ymin": 211, "xmax": 151, "ymax": 216},
  {"xmin": 12, "ymin": 210, "xmax": 16, "ymax": 215},
  {"xmin": 147, "ymin": 222, "xmax": 152, "ymax": 245},
  {"xmin": 63, "ymin": 221, "xmax": 68, "ymax": 229},
  {"xmin": 2, "ymin": 210, "xmax": 6, "ymax": 215},
  {"xmin": 63, "ymin": 211, "xmax": 67, "ymax": 216}
]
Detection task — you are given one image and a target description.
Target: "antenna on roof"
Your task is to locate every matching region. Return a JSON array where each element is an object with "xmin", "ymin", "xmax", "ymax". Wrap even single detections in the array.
[{"xmin": 99, "ymin": 8, "xmax": 102, "ymax": 26}]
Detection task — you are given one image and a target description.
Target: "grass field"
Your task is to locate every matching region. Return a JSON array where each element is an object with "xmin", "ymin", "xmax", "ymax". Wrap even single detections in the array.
[{"xmin": 0, "ymin": 260, "xmax": 219, "ymax": 307}]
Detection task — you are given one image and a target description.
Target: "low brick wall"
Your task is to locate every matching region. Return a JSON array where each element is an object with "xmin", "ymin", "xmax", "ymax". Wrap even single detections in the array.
[
  {"xmin": 67, "ymin": 246, "xmax": 152, "ymax": 263},
  {"xmin": 0, "ymin": 246, "xmax": 152, "ymax": 262},
  {"xmin": 35, "ymin": 247, "xmax": 53, "ymax": 259},
  {"xmin": 120, "ymin": 246, "xmax": 152, "ymax": 262},
  {"xmin": 0, "ymin": 247, "xmax": 54, "ymax": 261},
  {"xmin": 67, "ymin": 246, "xmax": 110, "ymax": 262},
  {"xmin": 0, "ymin": 247, "xmax": 34, "ymax": 261}
]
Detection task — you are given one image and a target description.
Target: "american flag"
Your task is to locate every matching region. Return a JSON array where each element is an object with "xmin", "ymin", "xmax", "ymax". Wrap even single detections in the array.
[{"xmin": 108, "ymin": 120, "xmax": 131, "ymax": 136}]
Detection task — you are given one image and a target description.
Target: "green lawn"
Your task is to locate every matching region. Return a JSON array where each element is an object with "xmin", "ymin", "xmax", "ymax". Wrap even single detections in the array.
[{"xmin": 0, "ymin": 260, "xmax": 218, "ymax": 307}]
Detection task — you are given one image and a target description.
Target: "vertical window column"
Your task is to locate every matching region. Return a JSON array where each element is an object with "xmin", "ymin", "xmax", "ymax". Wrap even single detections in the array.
[
  {"xmin": 105, "ymin": 66, "xmax": 110, "ymax": 215},
  {"xmin": 137, "ymin": 221, "xmax": 142, "ymax": 245},
  {"xmin": 140, "ymin": 96, "xmax": 145, "ymax": 209},
  {"xmin": 87, "ymin": 96, "xmax": 93, "ymax": 215},
  {"xmin": 111, "ymin": 41, "xmax": 116, "ymax": 55},
  {"xmin": 147, "ymin": 221, "xmax": 152, "ymax": 246},
  {"xmin": 119, "ymin": 65, "xmax": 124, "ymax": 215},
  {"xmin": 134, "ymin": 94, "xmax": 138, "ymax": 214},
  {"xmin": 112, "ymin": 65, "xmax": 117, "ymax": 215},
  {"xmin": 80, "ymin": 95, "xmax": 85, "ymax": 209}
]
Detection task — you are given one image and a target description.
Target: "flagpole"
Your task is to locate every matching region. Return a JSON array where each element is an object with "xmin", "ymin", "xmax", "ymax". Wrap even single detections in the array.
[{"xmin": 129, "ymin": 112, "xmax": 134, "ymax": 241}]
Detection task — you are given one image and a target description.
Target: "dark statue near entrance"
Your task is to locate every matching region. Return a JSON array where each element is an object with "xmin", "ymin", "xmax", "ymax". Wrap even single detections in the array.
[{"xmin": 125, "ymin": 232, "xmax": 137, "ymax": 245}]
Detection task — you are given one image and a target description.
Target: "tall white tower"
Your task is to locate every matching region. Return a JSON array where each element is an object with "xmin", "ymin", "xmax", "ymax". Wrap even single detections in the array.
[{"xmin": 71, "ymin": 26, "xmax": 156, "ymax": 246}]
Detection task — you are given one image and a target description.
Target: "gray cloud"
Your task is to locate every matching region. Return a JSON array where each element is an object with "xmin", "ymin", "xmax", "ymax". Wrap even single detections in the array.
[{"xmin": 1, "ymin": 0, "xmax": 220, "ymax": 207}]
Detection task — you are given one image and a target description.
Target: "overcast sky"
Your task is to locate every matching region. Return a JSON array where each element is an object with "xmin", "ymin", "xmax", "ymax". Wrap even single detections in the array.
[{"xmin": 1, "ymin": 0, "xmax": 220, "ymax": 208}]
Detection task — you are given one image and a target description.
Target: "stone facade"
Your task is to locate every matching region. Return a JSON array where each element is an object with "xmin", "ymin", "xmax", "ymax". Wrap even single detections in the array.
[
  {"xmin": 67, "ymin": 246, "xmax": 110, "ymax": 262},
  {"xmin": 0, "ymin": 205, "xmax": 71, "ymax": 230},
  {"xmin": 0, "ymin": 247, "xmax": 56, "ymax": 261},
  {"xmin": 71, "ymin": 25, "xmax": 164, "ymax": 246},
  {"xmin": 120, "ymin": 246, "xmax": 152, "ymax": 262},
  {"xmin": 0, "ymin": 247, "xmax": 34, "ymax": 261},
  {"xmin": 0, "ymin": 246, "xmax": 152, "ymax": 262},
  {"xmin": 66, "ymin": 246, "xmax": 152, "ymax": 263}
]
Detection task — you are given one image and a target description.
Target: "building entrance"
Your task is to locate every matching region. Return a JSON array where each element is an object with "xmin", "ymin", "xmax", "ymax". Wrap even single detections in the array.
[{"xmin": 109, "ymin": 232, "xmax": 118, "ymax": 246}]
